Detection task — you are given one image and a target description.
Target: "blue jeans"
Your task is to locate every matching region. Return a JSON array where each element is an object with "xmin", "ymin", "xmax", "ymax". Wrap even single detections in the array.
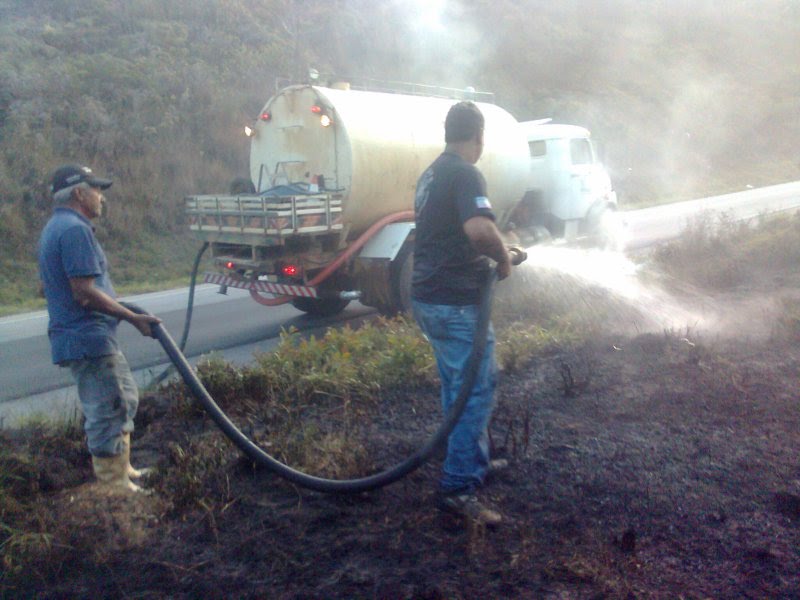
[
  {"xmin": 412, "ymin": 300, "xmax": 498, "ymax": 495},
  {"xmin": 66, "ymin": 351, "xmax": 139, "ymax": 457}
]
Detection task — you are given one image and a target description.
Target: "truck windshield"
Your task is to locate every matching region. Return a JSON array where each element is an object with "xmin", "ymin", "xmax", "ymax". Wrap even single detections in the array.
[
  {"xmin": 528, "ymin": 140, "xmax": 546, "ymax": 158},
  {"xmin": 569, "ymin": 138, "xmax": 594, "ymax": 165}
]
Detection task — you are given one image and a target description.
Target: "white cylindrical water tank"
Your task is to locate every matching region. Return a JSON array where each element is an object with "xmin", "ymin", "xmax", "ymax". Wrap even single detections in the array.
[{"xmin": 249, "ymin": 85, "xmax": 529, "ymax": 237}]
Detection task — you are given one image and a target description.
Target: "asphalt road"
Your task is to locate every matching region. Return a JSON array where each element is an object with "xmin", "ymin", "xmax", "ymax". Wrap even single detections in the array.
[
  {"xmin": 1, "ymin": 180, "xmax": 798, "ymax": 423},
  {"xmin": 622, "ymin": 180, "xmax": 800, "ymax": 249},
  {"xmin": 0, "ymin": 287, "xmax": 374, "ymax": 404}
]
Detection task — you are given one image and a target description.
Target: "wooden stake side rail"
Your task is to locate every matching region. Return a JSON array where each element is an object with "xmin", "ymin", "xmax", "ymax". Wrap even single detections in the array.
[{"xmin": 186, "ymin": 193, "xmax": 344, "ymax": 238}]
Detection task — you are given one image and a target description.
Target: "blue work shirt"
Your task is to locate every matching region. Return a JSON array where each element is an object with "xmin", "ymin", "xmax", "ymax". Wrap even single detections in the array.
[{"xmin": 38, "ymin": 207, "xmax": 119, "ymax": 364}]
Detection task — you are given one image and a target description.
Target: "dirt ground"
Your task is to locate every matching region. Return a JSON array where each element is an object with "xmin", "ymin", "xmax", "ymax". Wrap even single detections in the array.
[{"xmin": 3, "ymin": 258, "xmax": 800, "ymax": 599}]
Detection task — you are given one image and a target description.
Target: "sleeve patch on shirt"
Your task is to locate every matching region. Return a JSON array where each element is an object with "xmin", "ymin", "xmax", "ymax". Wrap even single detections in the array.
[{"xmin": 475, "ymin": 196, "xmax": 492, "ymax": 210}]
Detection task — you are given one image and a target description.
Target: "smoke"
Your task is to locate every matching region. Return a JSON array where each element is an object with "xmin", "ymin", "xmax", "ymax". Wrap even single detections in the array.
[
  {"xmin": 391, "ymin": 0, "xmax": 491, "ymax": 91},
  {"xmin": 321, "ymin": 0, "xmax": 799, "ymax": 202},
  {"xmin": 595, "ymin": 1, "xmax": 800, "ymax": 201},
  {"xmin": 495, "ymin": 243, "xmax": 792, "ymax": 343}
]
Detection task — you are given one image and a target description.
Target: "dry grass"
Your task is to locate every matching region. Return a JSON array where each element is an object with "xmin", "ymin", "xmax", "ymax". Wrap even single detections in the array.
[
  {"xmin": 774, "ymin": 296, "xmax": 800, "ymax": 342},
  {"xmin": 652, "ymin": 211, "xmax": 800, "ymax": 290},
  {"xmin": 0, "ymin": 425, "xmax": 85, "ymax": 582}
]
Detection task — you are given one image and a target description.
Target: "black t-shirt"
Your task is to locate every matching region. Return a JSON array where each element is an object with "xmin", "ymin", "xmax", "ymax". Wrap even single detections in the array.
[{"xmin": 412, "ymin": 151, "xmax": 496, "ymax": 305}]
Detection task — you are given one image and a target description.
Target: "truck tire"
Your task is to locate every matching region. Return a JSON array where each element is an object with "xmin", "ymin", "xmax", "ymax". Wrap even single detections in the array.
[
  {"xmin": 291, "ymin": 296, "xmax": 350, "ymax": 317},
  {"xmin": 591, "ymin": 207, "xmax": 626, "ymax": 251},
  {"xmin": 389, "ymin": 243, "xmax": 414, "ymax": 315}
]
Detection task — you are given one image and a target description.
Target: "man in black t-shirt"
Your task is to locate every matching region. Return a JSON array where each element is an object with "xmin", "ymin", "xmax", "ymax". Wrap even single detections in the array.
[{"xmin": 412, "ymin": 101, "xmax": 511, "ymax": 526}]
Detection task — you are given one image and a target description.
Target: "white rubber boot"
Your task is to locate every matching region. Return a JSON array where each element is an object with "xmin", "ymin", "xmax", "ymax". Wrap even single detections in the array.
[
  {"xmin": 92, "ymin": 451, "xmax": 143, "ymax": 493},
  {"xmin": 122, "ymin": 432, "xmax": 152, "ymax": 479}
]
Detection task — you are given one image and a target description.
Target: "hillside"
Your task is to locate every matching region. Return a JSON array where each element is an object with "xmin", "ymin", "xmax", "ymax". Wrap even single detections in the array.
[{"xmin": 1, "ymin": 0, "xmax": 799, "ymax": 309}]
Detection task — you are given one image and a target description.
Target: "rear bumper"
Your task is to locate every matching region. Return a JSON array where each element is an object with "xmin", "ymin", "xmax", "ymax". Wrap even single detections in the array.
[{"xmin": 204, "ymin": 272, "xmax": 318, "ymax": 298}]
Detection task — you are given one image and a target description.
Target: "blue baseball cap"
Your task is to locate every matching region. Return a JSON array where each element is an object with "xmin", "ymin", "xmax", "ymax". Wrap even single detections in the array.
[{"xmin": 50, "ymin": 164, "xmax": 113, "ymax": 196}]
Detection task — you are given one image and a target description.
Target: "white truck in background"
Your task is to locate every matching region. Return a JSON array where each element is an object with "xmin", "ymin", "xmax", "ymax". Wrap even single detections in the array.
[
  {"xmin": 516, "ymin": 120, "xmax": 617, "ymax": 245},
  {"xmin": 186, "ymin": 83, "xmax": 617, "ymax": 316}
]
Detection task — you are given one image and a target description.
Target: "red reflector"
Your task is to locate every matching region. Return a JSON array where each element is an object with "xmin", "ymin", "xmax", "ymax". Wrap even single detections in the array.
[
  {"xmin": 225, "ymin": 261, "xmax": 235, "ymax": 269},
  {"xmin": 310, "ymin": 105, "xmax": 322, "ymax": 114},
  {"xmin": 260, "ymin": 111, "xmax": 271, "ymax": 121},
  {"xmin": 282, "ymin": 264, "xmax": 298, "ymax": 277}
]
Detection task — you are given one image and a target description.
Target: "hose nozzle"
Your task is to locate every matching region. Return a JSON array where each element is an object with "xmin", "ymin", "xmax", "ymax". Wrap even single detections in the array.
[{"xmin": 507, "ymin": 245, "xmax": 528, "ymax": 266}]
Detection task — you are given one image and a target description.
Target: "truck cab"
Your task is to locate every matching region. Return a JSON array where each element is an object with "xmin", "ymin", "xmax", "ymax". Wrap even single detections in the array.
[{"xmin": 514, "ymin": 121, "xmax": 618, "ymax": 243}]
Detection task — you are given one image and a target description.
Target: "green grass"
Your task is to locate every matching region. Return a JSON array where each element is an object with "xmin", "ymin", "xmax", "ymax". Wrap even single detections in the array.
[
  {"xmin": 186, "ymin": 314, "xmax": 578, "ymax": 413},
  {"xmin": 496, "ymin": 320, "xmax": 582, "ymax": 374},
  {"xmin": 0, "ymin": 233, "xmax": 208, "ymax": 317},
  {"xmin": 187, "ymin": 316, "xmax": 437, "ymax": 412}
]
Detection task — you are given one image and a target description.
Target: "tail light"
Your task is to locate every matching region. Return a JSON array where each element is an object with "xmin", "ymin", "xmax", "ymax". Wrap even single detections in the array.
[
  {"xmin": 282, "ymin": 264, "xmax": 300, "ymax": 277},
  {"xmin": 311, "ymin": 105, "xmax": 333, "ymax": 127}
]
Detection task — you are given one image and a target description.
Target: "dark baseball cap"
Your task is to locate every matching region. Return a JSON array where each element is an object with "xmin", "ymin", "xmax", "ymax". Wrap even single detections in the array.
[{"xmin": 50, "ymin": 164, "xmax": 113, "ymax": 195}]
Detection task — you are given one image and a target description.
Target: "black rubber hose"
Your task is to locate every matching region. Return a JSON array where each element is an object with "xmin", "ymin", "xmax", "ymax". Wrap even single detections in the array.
[
  {"xmin": 178, "ymin": 242, "xmax": 209, "ymax": 351},
  {"xmin": 144, "ymin": 242, "xmax": 209, "ymax": 389},
  {"xmin": 124, "ymin": 268, "xmax": 497, "ymax": 494}
]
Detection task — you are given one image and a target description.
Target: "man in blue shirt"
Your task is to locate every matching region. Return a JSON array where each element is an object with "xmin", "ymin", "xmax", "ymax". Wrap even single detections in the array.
[
  {"xmin": 38, "ymin": 164, "xmax": 161, "ymax": 493},
  {"xmin": 412, "ymin": 102, "xmax": 512, "ymax": 526}
]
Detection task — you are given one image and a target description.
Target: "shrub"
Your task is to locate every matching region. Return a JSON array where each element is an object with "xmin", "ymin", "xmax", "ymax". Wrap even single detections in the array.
[
  {"xmin": 651, "ymin": 211, "xmax": 748, "ymax": 289},
  {"xmin": 497, "ymin": 322, "xmax": 575, "ymax": 373},
  {"xmin": 652, "ymin": 211, "xmax": 800, "ymax": 290},
  {"xmin": 196, "ymin": 352, "xmax": 245, "ymax": 405},
  {"xmin": 248, "ymin": 317, "xmax": 435, "ymax": 408}
]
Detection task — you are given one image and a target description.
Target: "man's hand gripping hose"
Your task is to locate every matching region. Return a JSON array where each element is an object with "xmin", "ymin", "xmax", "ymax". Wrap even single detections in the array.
[{"xmin": 119, "ymin": 250, "xmax": 527, "ymax": 494}]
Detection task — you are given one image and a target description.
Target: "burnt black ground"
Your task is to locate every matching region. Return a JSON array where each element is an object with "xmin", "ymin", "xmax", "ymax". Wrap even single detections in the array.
[
  {"xmin": 4, "ymin": 238, "xmax": 800, "ymax": 599},
  {"xmin": 4, "ymin": 321, "xmax": 800, "ymax": 599}
]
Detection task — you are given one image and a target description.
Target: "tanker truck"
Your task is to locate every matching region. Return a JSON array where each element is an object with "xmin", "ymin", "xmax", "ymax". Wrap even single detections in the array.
[{"xmin": 185, "ymin": 84, "xmax": 617, "ymax": 316}]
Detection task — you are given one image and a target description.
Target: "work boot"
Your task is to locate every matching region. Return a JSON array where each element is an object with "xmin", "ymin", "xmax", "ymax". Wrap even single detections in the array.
[
  {"xmin": 92, "ymin": 451, "xmax": 144, "ymax": 493},
  {"xmin": 122, "ymin": 432, "xmax": 151, "ymax": 479},
  {"xmin": 438, "ymin": 493, "xmax": 502, "ymax": 527}
]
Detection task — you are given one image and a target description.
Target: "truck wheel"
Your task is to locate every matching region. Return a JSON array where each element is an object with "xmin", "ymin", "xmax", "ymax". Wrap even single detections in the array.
[
  {"xmin": 389, "ymin": 243, "xmax": 414, "ymax": 315},
  {"xmin": 593, "ymin": 208, "xmax": 627, "ymax": 251},
  {"xmin": 291, "ymin": 296, "xmax": 350, "ymax": 317}
]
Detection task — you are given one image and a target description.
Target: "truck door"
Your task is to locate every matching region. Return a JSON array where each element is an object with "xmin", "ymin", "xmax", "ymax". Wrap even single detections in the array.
[{"xmin": 569, "ymin": 137, "xmax": 595, "ymax": 193}]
